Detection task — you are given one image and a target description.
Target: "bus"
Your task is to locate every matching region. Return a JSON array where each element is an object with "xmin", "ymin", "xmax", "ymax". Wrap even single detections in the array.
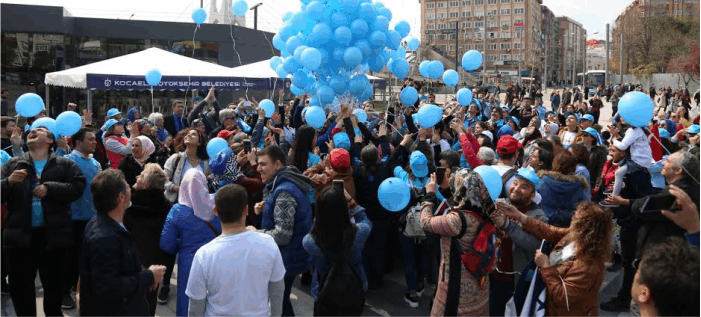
[{"xmin": 585, "ymin": 70, "xmax": 606, "ymax": 88}]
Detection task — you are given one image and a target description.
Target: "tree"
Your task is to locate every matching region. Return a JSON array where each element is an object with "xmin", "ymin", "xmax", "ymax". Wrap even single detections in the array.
[{"xmin": 667, "ymin": 45, "xmax": 700, "ymax": 88}]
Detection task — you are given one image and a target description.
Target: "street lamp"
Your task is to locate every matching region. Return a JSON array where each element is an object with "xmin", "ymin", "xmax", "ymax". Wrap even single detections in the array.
[{"xmin": 571, "ymin": 32, "xmax": 576, "ymax": 88}]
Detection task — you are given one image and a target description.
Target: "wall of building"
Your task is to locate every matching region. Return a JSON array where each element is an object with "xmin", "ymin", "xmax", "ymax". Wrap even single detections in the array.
[{"xmin": 611, "ymin": 73, "xmax": 699, "ymax": 92}]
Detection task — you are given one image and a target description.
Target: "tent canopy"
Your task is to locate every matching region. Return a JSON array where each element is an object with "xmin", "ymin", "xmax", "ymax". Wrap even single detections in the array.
[
  {"xmin": 229, "ymin": 60, "xmax": 387, "ymax": 90},
  {"xmin": 44, "ymin": 47, "xmax": 268, "ymax": 90}
]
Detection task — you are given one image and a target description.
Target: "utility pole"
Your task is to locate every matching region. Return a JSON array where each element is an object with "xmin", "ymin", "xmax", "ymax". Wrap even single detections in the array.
[
  {"xmin": 605, "ymin": 23, "xmax": 609, "ymax": 88},
  {"xmin": 543, "ymin": 39, "xmax": 548, "ymax": 91},
  {"xmin": 619, "ymin": 33, "xmax": 624, "ymax": 85},
  {"xmin": 250, "ymin": 3, "xmax": 263, "ymax": 30},
  {"xmin": 455, "ymin": 21, "xmax": 459, "ymax": 72}
]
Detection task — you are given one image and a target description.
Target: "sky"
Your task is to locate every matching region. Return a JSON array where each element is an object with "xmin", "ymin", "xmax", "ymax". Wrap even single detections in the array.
[{"xmin": 4, "ymin": 0, "xmax": 628, "ymax": 41}]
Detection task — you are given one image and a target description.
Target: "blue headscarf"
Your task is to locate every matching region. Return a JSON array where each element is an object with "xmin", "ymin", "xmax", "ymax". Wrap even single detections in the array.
[{"xmin": 127, "ymin": 106, "xmax": 141, "ymax": 123}]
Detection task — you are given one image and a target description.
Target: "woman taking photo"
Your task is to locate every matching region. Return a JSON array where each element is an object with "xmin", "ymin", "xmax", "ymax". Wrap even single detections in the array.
[
  {"xmin": 498, "ymin": 201, "xmax": 612, "ymax": 316},
  {"xmin": 163, "ymin": 128, "xmax": 211, "ymax": 203},
  {"xmin": 118, "ymin": 135, "xmax": 157, "ymax": 187},
  {"xmin": 104, "ymin": 119, "xmax": 139, "ymax": 169},
  {"xmin": 160, "ymin": 169, "xmax": 220, "ymax": 317},
  {"xmin": 290, "ymin": 125, "xmax": 321, "ymax": 205},
  {"xmin": 302, "ymin": 186, "xmax": 372, "ymax": 316}
]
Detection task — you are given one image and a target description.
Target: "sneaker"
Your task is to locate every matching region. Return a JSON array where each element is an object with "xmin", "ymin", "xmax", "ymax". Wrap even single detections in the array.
[
  {"xmin": 61, "ymin": 294, "xmax": 76, "ymax": 310},
  {"xmin": 404, "ymin": 293, "xmax": 419, "ymax": 308},
  {"xmin": 416, "ymin": 284, "xmax": 425, "ymax": 298},
  {"xmin": 600, "ymin": 297, "xmax": 630, "ymax": 312},
  {"xmin": 157, "ymin": 285, "xmax": 170, "ymax": 305}
]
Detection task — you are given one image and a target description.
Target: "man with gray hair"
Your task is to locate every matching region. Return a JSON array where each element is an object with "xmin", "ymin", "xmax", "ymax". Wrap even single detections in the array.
[
  {"xmin": 208, "ymin": 108, "xmax": 238, "ymax": 140},
  {"xmin": 477, "ymin": 147, "xmax": 496, "ymax": 165}
]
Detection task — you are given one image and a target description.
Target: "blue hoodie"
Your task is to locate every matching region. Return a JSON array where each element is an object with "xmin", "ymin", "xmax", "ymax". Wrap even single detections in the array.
[{"xmin": 537, "ymin": 170, "xmax": 590, "ymax": 227}]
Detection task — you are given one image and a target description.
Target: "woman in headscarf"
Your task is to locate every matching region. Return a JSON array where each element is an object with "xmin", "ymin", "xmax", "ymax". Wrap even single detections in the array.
[
  {"xmin": 159, "ymin": 169, "xmax": 220, "ymax": 317},
  {"xmin": 118, "ymin": 135, "xmax": 157, "ymax": 187},
  {"xmin": 128, "ymin": 106, "xmax": 141, "ymax": 123},
  {"xmin": 498, "ymin": 202, "xmax": 612, "ymax": 316},
  {"xmin": 104, "ymin": 119, "xmax": 139, "ymax": 169},
  {"xmin": 419, "ymin": 169, "xmax": 491, "ymax": 316}
]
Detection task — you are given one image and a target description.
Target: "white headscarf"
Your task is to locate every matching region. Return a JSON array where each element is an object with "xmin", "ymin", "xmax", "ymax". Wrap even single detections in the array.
[{"xmin": 178, "ymin": 169, "xmax": 215, "ymax": 221}]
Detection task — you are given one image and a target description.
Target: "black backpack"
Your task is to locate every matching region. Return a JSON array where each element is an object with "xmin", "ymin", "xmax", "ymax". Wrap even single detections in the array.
[{"xmin": 315, "ymin": 232, "xmax": 365, "ymax": 316}]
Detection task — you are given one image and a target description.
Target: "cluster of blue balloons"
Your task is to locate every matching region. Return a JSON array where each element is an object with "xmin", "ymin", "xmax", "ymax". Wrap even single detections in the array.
[
  {"xmin": 618, "ymin": 91, "xmax": 653, "ymax": 128},
  {"xmin": 270, "ymin": 0, "xmax": 414, "ymax": 110},
  {"xmin": 418, "ymin": 60, "xmax": 444, "ymax": 79}
]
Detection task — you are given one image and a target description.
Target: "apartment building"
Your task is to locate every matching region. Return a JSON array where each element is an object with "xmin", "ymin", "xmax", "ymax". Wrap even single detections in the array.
[{"xmin": 556, "ymin": 16, "xmax": 586, "ymax": 86}]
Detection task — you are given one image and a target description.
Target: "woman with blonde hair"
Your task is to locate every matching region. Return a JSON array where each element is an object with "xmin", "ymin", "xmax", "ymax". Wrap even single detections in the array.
[{"xmin": 497, "ymin": 201, "xmax": 612, "ymax": 316}]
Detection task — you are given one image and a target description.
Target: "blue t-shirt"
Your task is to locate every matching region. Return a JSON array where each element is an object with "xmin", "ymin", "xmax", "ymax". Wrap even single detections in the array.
[{"xmin": 32, "ymin": 159, "xmax": 48, "ymax": 227}]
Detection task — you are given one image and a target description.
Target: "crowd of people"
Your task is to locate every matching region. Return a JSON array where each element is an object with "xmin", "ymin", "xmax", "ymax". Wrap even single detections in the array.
[{"xmin": 0, "ymin": 80, "xmax": 699, "ymax": 317}]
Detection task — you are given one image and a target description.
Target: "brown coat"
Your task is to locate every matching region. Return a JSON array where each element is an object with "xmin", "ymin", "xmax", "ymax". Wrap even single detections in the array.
[
  {"xmin": 558, "ymin": 127, "xmax": 584, "ymax": 145},
  {"xmin": 303, "ymin": 161, "xmax": 356, "ymax": 201},
  {"xmin": 522, "ymin": 217, "xmax": 604, "ymax": 317}
]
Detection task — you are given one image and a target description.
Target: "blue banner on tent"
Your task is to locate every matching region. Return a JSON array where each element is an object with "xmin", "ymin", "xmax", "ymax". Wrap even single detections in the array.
[{"xmin": 87, "ymin": 74, "xmax": 270, "ymax": 90}]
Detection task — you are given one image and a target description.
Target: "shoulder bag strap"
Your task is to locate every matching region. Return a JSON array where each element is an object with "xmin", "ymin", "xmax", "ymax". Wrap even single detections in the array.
[{"xmin": 204, "ymin": 220, "xmax": 220, "ymax": 236}]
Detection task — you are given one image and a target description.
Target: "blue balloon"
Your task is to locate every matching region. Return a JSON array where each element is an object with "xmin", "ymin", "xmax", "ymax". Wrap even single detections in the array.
[
  {"xmin": 306, "ymin": 1, "xmax": 325, "ymax": 20},
  {"xmin": 282, "ymin": 57, "xmax": 300, "ymax": 74},
  {"xmin": 275, "ymin": 64, "xmax": 288, "ymax": 78},
  {"xmin": 310, "ymin": 23, "xmax": 332, "ymax": 46},
  {"xmin": 259, "ymin": 99, "xmax": 275, "ymax": 118},
  {"xmin": 317, "ymin": 85, "xmax": 335, "ymax": 105},
  {"xmin": 273, "ymin": 34, "xmax": 286, "ymax": 51},
  {"xmin": 394, "ymin": 20, "xmax": 411, "ymax": 37},
  {"xmin": 401, "ymin": 86, "xmax": 419, "ymax": 105},
  {"xmin": 55, "ymin": 111, "xmax": 82, "ymax": 137},
  {"xmin": 207, "ymin": 137, "xmax": 229, "ymax": 158},
  {"xmin": 305, "ymin": 106, "xmax": 326, "ymax": 129},
  {"xmin": 355, "ymin": 40, "xmax": 371, "ymax": 56},
  {"xmin": 344, "ymin": 47, "xmax": 362, "ymax": 68},
  {"xmin": 290, "ymin": 84, "xmax": 304, "ymax": 95},
  {"xmin": 279, "ymin": 25, "xmax": 295, "ymax": 41},
  {"xmin": 369, "ymin": 31, "xmax": 386, "ymax": 48},
  {"xmin": 373, "ymin": 1, "xmax": 385, "ymax": 9},
  {"xmin": 360, "ymin": 82, "xmax": 374, "ymax": 101},
  {"xmin": 292, "ymin": 70, "xmax": 310, "ymax": 88},
  {"xmin": 372, "ymin": 15, "xmax": 389, "ymax": 31},
  {"xmin": 286, "ymin": 36, "xmax": 303, "ymax": 55},
  {"xmin": 232, "ymin": 0, "xmax": 248, "ymax": 16},
  {"xmin": 419, "ymin": 61, "xmax": 430, "ymax": 78},
  {"xmin": 282, "ymin": 11, "xmax": 293, "ymax": 22},
  {"xmin": 340, "ymin": 0, "xmax": 359, "ymax": 13},
  {"xmin": 290, "ymin": 12, "xmax": 307, "ymax": 31},
  {"xmin": 30, "ymin": 117, "xmax": 57, "ymax": 135},
  {"xmin": 428, "ymin": 60, "xmax": 444, "ymax": 79},
  {"xmin": 376, "ymin": 7, "xmax": 392, "ymax": 21},
  {"xmin": 293, "ymin": 45, "xmax": 308, "ymax": 65},
  {"xmin": 359, "ymin": 2, "xmax": 376, "ymax": 20},
  {"xmin": 191, "ymin": 8, "xmax": 207, "ymax": 25},
  {"xmin": 442, "ymin": 69, "xmax": 459, "ymax": 87},
  {"xmin": 301, "ymin": 47, "xmax": 322, "ymax": 70},
  {"xmin": 474, "ymin": 165, "xmax": 502, "ymax": 202},
  {"xmin": 14, "ymin": 93, "xmax": 44, "ymax": 117},
  {"xmin": 331, "ymin": 12, "xmax": 349, "ymax": 28},
  {"xmin": 416, "ymin": 104, "xmax": 443, "ymax": 128},
  {"xmin": 353, "ymin": 109, "xmax": 368, "ymax": 123},
  {"xmin": 391, "ymin": 58, "xmax": 409, "ymax": 79},
  {"xmin": 350, "ymin": 19, "xmax": 369, "ymax": 37},
  {"xmin": 269, "ymin": 56, "xmax": 282, "ymax": 70},
  {"xmin": 407, "ymin": 38, "xmax": 420, "ymax": 50},
  {"xmin": 619, "ymin": 91, "xmax": 654, "ymax": 127},
  {"xmin": 368, "ymin": 54, "xmax": 386, "ymax": 72},
  {"xmin": 349, "ymin": 75, "xmax": 366, "ymax": 95},
  {"xmin": 386, "ymin": 30, "xmax": 402, "ymax": 50},
  {"xmin": 145, "ymin": 69, "xmax": 162, "ymax": 86},
  {"xmin": 334, "ymin": 26, "xmax": 352, "ymax": 46},
  {"xmin": 457, "ymin": 88, "xmax": 473, "ymax": 106},
  {"xmin": 461, "ymin": 50, "xmax": 483, "ymax": 71},
  {"xmin": 378, "ymin": 177, "xmax": 411, "ymax": 212}
]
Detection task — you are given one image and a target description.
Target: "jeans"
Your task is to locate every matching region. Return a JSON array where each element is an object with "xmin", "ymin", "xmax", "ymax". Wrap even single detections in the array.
[
  {"xmin": 283, "ymin": 272, "xmax": 298, "ymax": 316},
  {"xmin": 397, "ymin": 230, "xmax": 427, "ymax": 293},
  {"xmin": 363, "ymin": 218, "xmax": 390, "ymax": 288},
  {"xmin": 616, "ymin": 227, "xmax": 637, "ymax": 302},
  {"xmin": 7, "ymin": 228, "xmax": 68, "ymax": 317},
  {"xmin": 489, "ymin": 275, "xmax": 515, "ymax": 317}
]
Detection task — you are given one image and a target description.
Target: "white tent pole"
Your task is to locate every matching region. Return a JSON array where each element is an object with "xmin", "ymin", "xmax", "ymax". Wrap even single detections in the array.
[
  {"xmin": 45, "ymin": 85, "xmax": 50, "ymax": 117},
  {"xmin": 87, "ymin": 89, "xmax": 93, "ymax": 114}
]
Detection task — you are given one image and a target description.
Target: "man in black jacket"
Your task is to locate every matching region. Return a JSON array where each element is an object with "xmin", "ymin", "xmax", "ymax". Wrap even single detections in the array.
[
  {"xmin": 1, "ymin": 126, "xmax": 86, "ymax": 316},
  {"xmin": 188, "ymin": 87, "xmax": 221, "ymax": 136},
  {"xmin": 164, "ymin": 99, "xmax": 189, "ymax": 137},
  {"xmin": 80, "ymin": 169, "xmax": 166, "ymax": 316}
]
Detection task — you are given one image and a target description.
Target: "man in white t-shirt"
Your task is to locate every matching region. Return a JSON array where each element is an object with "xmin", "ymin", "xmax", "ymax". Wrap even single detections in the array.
[{"xmin": 186, "ymin": 184, "xmax": 285, "ymax": 317}]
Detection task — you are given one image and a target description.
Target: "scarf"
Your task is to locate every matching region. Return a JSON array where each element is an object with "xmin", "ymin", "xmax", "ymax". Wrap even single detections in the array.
[
  {"xmin": 134, "ymin": 136, "xmax": 155, "ymax": 167},
  {"xmin": 178, "ymin": 169, "xmax": 215, "ymax": 222}
]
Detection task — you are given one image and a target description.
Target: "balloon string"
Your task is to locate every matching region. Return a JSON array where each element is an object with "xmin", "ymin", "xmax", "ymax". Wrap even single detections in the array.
[
  {"xmin": 183, "ymin": 25, "xmax": 198, "ymax": 113},
  {"xmin": 645, "ymin": 127, "xmax": 700, "ymax": 185},
  {"xmin": 226, "ymin": 8, "xmax": 250, "ymax": 102}
]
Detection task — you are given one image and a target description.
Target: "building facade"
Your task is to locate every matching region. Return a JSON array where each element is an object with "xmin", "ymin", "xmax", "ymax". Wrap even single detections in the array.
[
  {"xmin": 557, "ymin": 16, "xmax": 586, "ymax": 86},
  {"xmin": 540, "ymin": 5, "xmax": 559, "ymax": 85}
]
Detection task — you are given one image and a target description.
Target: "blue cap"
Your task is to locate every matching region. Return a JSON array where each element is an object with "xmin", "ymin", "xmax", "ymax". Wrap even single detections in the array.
[
  {"xmin": 409, "ymin": 151, "xmax": 429, "ymax": 178},
  {"xmin": 515, "ymin": 168, "xmax": 540, "ymax": 188},
  {"xmin": 582, "ymin": 114, "xmax": 595, "ymax": 122},
  {"xmin": 497, "ymin": 124, "xmax": 514, "ymax": 139},
  {"xmin": 658, "ymin": 128, "xmax": 670, "ymax": 139},
  {"xmin": 103, "ymin": 119, "xmax": 121, "ymax": 131},
  {"xmin": 545, "ymin": 111, "xmax": 555, "ymax": 116},
  {"xmin": 582, "ymin": 127, "xmax": 600, "ymax": 143},
  {"xmin": 565, "ymin": 111, "xmax": 580, "ymax": 122},
  {"xmin": 507, "ymin": 116, "xmax": 520, "ymax": 129},
  {"xmin": 107, "ymin": 108, "xmax": 121, "ymax": 118},
  {"xmin": 688, "ymin": 125, "xmax": 700, "ymax": 134},
  {"xmin": 333, "ymin": 132, "xmax": 351, "ymax": 151}
]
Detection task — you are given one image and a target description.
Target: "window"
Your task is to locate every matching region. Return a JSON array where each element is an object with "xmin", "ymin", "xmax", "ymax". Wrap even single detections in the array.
[
  {"xmin": 438, "ymin": 23, "xmax": 446, "ymax": 29},
  {"xmin": 488, "ymin": 32, "xmax": 497, "ymax": 38},
  {"xmin": 514, "ymin": 8, "xmax": 525, "ymax": 14},
  {"xmin": 501, "ymin": 54, "xmax": 511, "ymax": 60},
  {"xmin": 488, "ymin": 0, "xmax": 497, "ymax": 4},
  {"xmin": 475, "ymin": 43, "xmax": 484, "ymax": 50},
  {"xmin": 426, "ymin": 2, "xmax": 435, "ymax": 8},
  {"xmin": 500, "ymin": 9, "xmax": 510, "ymax": 15},
  {"xmin": 437, "ymin": 2, "xmax": 446, "ymax": 8},
  {"xmin": 427, "ymin": 34, "xmax": 434, "ymax": 41},
  {"xmin": 674, "ymin": 0, "xmax": 682, "ymax": 3},
  {"xmin": 475, "ymin": 10, "xmax": 484, "ymax": 17},
  {"xmin": 450, "ymin": 12, "xmax": 459, "ymax": 18},
  {"xmin": 450, "ymin": 33, "xmax": 457, "ymax": 39},
  {"xmin": 438, "ymin": 12, "xmax": 446, "ymax": 19},
  {"xmin": 474, "ymin": 21, "xmax": 484, "ymax": 27},
  {"xmin": 514, "ymin": 43, "xmax": 522, "ymax": 49},
  {"xmin": 427, "ymin": 13, "xmax": 435, "ymax": 20},
  {"xmin": 450, "ymin": 1, "xmax": 459, "ymax": 7},
  {"xmin": 462, "ymin": 11, "xmax": 472, "ymax": 17},
  {"xmin": 501, "ymin": 32, "xmax": 511, "ymax": 38},
  {"xmin": 501, "ymin": 20, "xmax": 510, "ymax": 27},
  {"xmin": 438, "ymin": 34, "xmax": 447, "ymax": 40},
  {"xmin": 449, "ymin": 22, "xmax": 458, "ymax": 28},
  {"xmin": 488, "ymin": 55, "xmax": 496, "ymax": 61},
  {"xmin": 514, "ymin": 18, "xmax": 524, "ymax": 24},
  {"xmin": 462, "ymin": 0, "xmax": 471, "ymax": 5},
  {"xmin": 465, "ymin": 44, "xmax": 473, "ymax": 50},
  {"xmin": 487, "ymin": 43, "xmax": 497, "ymax": 50},
  {"xmin": 500, "ymin": 43, "xmax": 511, "ymax": 50},
  {"xmin": 487, "ymin": 20, "xmax": 497, "ymax": 27},
  {"xmin": 514, "ymin": 0, "xmax": 524, "ymax": 2},
  {"xmin": 449, "ymin": 44, "xmax": 455, "ymax": 51},
  {"xmin": 462, "ymin": 21, "xmax": 472, "ymax": 28},
  {"xmin": 427, "ymin": 23, "xmax": 435, "ymax": 30},
  {"xmin": 674, "ymin": 9, "xmax": 681, "ymax": 15},
  {"xmin": 501, "ymin": 0, "xmax": 510, "ymax": 3},
  {"xmin": 488, "ymin": 9, "xmax": 498, "ymax": 16},
  {"xmin": 475, "ymin": 0, "xmax": 484, "ymax": 5}
]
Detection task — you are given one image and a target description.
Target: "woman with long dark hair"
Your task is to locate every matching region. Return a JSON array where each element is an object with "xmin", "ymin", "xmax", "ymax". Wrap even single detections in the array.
[
  {"xmin": 291, "ymin": 125, "xmax": 321, "ymax": 205},
  {"xmin": 163, "ymin": 128, "xmax": 211, "ymax": 204},
  {"xmin": 302, "ymin": 186, "xmax": 371, "ymax": 315}
]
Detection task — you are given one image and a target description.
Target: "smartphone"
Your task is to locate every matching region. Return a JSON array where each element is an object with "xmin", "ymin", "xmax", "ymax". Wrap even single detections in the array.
[
  {"xmin": 243, "ymin": 140, "xmax": 252, "ymax": 154},
  {"xmin": 640, "ymin": 194, "xmax": 678, "ymax": 213},
  {"xmin": 436, "ymin": 167, "xmax": 446, "ymax": 185},
  {"xmin": 387, "ymin": 107, "xmax": 395, "ymax": 125},
  {"xmin": 333, "ymin": 179, "xmax": 344, "ymax": 192}
]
